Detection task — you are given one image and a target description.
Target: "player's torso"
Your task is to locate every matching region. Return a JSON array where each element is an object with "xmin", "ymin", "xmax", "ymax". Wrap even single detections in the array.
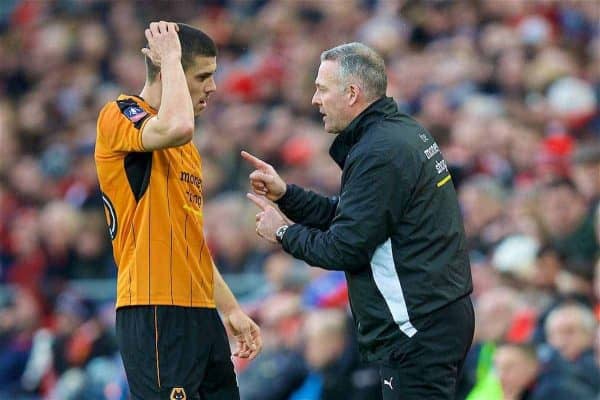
[{"xmin": 95, "ymin": 96, "xmax": 214, "ymax": 308}]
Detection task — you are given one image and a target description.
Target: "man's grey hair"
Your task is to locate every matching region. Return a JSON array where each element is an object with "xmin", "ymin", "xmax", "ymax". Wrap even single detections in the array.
[
  {"xmin": 320, "ymin": 42, "xmax": 387, "ymax": 101},
  {"xmin": 544, "ymin": 303, "xmax": 597, "ymax": 336}
]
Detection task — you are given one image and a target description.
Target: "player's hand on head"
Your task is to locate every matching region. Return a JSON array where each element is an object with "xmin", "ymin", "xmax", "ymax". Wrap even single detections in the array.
[
  {"xmin": 141, "ymin": 21, "xmax": 181, "ymax": 67},
  {"xmin": 241, "ymin": 151, "xmax": 287, "ymax": 201},
  {"xmin": 224, "ymin": 309, "xmax": 263, "ymax": 361}
]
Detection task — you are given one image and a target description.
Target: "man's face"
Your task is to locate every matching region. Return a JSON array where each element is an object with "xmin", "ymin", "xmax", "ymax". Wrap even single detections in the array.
[
  {"xmin": 312, "ymin": 60, "xmax": 351, "ymax": 134},
  {"xmin": 494, "ymin": 346, "xmax": 538, "ymax": 397},
  {"xmin": 539, "ymin": 185, "xmax": 585, "ymax": 237},
  {"xmin": 184, "ymin": 55, "xmax": 217, "ymax": 116},
  {"xmin": 547, "ymin": 310, "xmax": 593, "ymax": 361}
]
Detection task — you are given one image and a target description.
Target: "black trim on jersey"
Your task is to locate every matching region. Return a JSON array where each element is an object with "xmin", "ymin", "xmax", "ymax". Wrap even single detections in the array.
[
  {"xmin": 124, "ymin": 152, "xmax": 152, "ymax": 202},
  {"xmin": 102, "ymin": 192, "xmax": 118, "ymax": 240},
  {"xmin": 116, "ymin": 98, "xmax": 152, "ymax": 129}
]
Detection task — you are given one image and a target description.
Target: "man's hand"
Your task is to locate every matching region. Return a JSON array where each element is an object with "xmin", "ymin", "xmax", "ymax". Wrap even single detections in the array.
[
  {"xmin": 222, "ymin": 309, "xmax": 262, "ymax": 360},
  {"xmin": 247, "ymin": 193, "xmax": 289, "ymax": 243},
  {"xmin": 241, "ymin": 151, "xmax": 287, "ymax": 201},
  {"xmin": 141, "ymin": 21, "xmax": 181, "ymax": 68}
]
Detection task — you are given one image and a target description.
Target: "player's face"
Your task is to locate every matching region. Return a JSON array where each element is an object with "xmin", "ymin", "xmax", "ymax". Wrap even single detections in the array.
[
  {"xmin": 312, "ymin": 60, "xmax": 351, "ymax": 134},
  {"xmin": 185, "ymin": 56, "xmax": 217, "ymax": 116}
]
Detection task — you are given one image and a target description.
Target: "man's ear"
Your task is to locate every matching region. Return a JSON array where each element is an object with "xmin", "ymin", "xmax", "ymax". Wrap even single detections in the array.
[{"xmin": 348, "ymin": 84, "xmax": 360, "ymax": 106}]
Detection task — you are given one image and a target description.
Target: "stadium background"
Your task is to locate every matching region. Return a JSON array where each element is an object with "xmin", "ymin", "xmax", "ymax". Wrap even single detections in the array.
[{"xmin": 0, "ymin": 0, "xmax": 599, "ymax": 399}]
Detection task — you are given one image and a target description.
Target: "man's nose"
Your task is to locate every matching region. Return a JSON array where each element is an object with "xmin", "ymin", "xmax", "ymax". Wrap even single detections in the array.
[
  {"xmin": 206, "ymin": 78, "xmax": 216, "ymax": 93},
  {"xmin": 311, "ymin": 92, "xmax": 320, "ymax": 106}
]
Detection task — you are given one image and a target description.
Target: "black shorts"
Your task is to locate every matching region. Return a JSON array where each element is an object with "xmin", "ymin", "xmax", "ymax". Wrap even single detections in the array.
[
  {"xmin": 378, "ymin": 295, "xmax": 475, "ymax": 400},
  {"xmin": 116, "ymin": 306, "xmax": 239, "ymax": 400}
]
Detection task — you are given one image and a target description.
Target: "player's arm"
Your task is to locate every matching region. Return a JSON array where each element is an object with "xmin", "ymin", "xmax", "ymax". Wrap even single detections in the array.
[
  {"xmin": 141, "ymin": 21, "xmax": 194, "ymax": 151},
  {"xmin": 213, "ymin": 264, "xmax": 262, "ymax": 360}
]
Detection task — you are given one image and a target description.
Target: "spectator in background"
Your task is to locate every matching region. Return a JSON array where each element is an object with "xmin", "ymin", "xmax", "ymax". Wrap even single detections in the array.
[
  {"xmin": 290, "ymin": 308, "xmax": 380, "ymax": 400},
  {"xmin": 531, "ymin": 245, "xmax": 564, "ymax": 293},
  {"xmin": 50, "ymin": 291, "xmax": 116, "ymax": 378},
  {"xmin": 538, "ymin": 179, "xmax": 599, "ymax": 263},
  {"xmin": 493, "ymin": 342, "xmax": 595, "ymax": 400},
  {"xmin": 571, "ymin": 144, "xmax": 600, "ymax": 205},
  {"xmin": 459, "ymin": 287, "xmax": 523, "ymax": 398},
  {"xmin": 0, "ymin": 288, "xmax": 39, "ymax": 397},
  {"xmin": 544, "ymin": 302, "xmax": 600, "ymax": 394},
  {"xmin": 459, "ymin": 176, "xmax": 507, "ymax": 257},
  {"xmin": 238, "ymin": 293, "xmax": 307, "ymax": 400}
]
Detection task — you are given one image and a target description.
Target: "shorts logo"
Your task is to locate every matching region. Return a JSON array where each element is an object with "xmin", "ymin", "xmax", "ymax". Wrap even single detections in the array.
[
  {"xmin": 170, "ymin": 387, "xmax": 186, "ymax": 400},
  {"xmin": 384, "ymin": 376, "xmax": 394, "ymax": 390}
]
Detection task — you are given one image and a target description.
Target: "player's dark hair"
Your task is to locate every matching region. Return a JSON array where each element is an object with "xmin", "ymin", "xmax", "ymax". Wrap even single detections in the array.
[{"xmin": 145, "ymin": 23, "xmax": 217, "ymax": 82}]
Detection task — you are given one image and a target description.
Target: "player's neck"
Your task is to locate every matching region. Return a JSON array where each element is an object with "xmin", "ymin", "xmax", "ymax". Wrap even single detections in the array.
[{"xmin": 139, "ymin": 81, "xmax": 161, "ymax": 111}]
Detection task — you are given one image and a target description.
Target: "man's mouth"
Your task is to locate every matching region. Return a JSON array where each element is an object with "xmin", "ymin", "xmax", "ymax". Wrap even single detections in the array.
[{"xmin": 198, "ymin": 99, "xmax": 207, "ymax": 107}]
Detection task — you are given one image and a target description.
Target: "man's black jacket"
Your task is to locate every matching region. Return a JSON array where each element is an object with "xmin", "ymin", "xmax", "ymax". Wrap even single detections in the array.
[{"xmin": 277, "ymin": 97, "xmax": 473, "ymax": 361}]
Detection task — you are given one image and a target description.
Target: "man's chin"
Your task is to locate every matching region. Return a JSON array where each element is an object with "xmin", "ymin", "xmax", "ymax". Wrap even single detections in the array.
[{"xmin": 324, "ymin": 124, "xmax": 339, "ymax": 134}]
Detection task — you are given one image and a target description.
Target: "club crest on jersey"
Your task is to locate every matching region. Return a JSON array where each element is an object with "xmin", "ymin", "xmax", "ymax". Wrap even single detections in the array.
[
  {"xmin": 170, "ymin": 387, "xmax": 186, "ymax": 400},
  {"xmin": 124, "ymin": 105, "xmax": 148, "ymax": 123}
]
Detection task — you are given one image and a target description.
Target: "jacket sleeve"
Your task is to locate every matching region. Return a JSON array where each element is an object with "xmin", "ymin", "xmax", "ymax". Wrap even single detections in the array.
[
  {"xmin": 276, "ymin": 184, "xmax": 339, "ymax": 230},
  {"xmin": 281, "ymin": 146, "xmax": 419, "ymax": 272}
]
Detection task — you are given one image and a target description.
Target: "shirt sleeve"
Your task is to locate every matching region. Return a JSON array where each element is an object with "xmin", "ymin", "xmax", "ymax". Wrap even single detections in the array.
[
  {"xmin": 281, "ymin": 146, "xmax": 419, "ymax": 272},
  {"xmin": 275, "ymin": 184, "xmax": 339, "ymax": 230},
  {"xmin": 96, "ymin": 100, "xmax": 152, "ymax": 154}
]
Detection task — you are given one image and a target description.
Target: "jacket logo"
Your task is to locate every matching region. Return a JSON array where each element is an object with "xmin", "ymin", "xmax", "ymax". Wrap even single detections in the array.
[
  {"xmin": 384, "ymin": 377, "xmax": 394, "ymax": 390},
  {"xmin": 170, "ymin": 387, "xmax": 186, "ymax": 400}
]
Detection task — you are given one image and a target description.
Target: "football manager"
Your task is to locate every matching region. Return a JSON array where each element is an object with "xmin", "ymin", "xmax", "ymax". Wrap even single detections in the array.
[{"xmin": 244, "ymin": 42, "xmax": 474, "ymax": 399}]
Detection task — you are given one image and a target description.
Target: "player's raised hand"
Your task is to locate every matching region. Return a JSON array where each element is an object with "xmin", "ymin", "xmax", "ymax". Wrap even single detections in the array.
[
  {"xmin": 241, "ymin": 151, "xmax": 287, "ymax": 201},
  {"xmin": 141, "ymin": 21, "xmax": 181, "ymax": 68}
]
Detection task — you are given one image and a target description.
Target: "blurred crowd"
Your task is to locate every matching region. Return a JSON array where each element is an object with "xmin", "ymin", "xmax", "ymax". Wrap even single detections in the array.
[{"xmin": 0, "ymin": 0, "xmax": 599, "ymax": 399}]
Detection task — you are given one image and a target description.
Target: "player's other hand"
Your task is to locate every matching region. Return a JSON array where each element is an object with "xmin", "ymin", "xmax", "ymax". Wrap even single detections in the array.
[
  {"xmin": 141, "ymin": 21, "xmax": 181, "ymax": 68},
  {"xmin": 241, "ymin": 151, "xmax": 287, "ymax": 201},
  {"xmin": 223, "ymin": 309, "xmax": 262, "ymax": 360}
]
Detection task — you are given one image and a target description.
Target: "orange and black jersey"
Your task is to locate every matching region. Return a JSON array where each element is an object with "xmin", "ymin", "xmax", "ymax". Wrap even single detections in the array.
[{"xmin": 95, "ymin": 94, "xmax": 216, "ymax": 309}]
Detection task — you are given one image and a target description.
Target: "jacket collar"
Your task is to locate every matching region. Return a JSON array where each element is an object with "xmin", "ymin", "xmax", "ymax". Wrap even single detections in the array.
[{"xmin": 329, "ymin": 96, "xmax": 399, "ymax": 168}]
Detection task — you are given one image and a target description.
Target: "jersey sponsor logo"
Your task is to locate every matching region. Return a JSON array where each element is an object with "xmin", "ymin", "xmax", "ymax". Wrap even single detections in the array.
[
  {"xmin": 185, "ymin": 191, "xmax": 203, "ymax": 208},
  {"xmin": 101, "ymin": 192, "xmax": 118, "ymax": 240},
  {"xmin": 437, "ymin": 174, "xmax": 452, "ymax": 187},
  {"xmin": 180, "ymin": 171, "xmax": 202, "ymax": 191},
  {"xmin": 170, "ymin": 387, "xmax": 186, "ymax": 400},
  {"xmin": 123, "ymin": 105, "xmax": 148, "ymax": 123},
  {"xmin": 183, "ymin": 204, "xmax": 203, "ymax": 219},
  {"xmin": 435, "ymin": 159, "xmax": 448, "ymax": 174},
  {"xmin": 423, "ymin": 142, "xmax": 440, "ymax": 159},
  {"xmin": 181, "ymin": 171, "xmax": 203, "ymax": 208}
]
